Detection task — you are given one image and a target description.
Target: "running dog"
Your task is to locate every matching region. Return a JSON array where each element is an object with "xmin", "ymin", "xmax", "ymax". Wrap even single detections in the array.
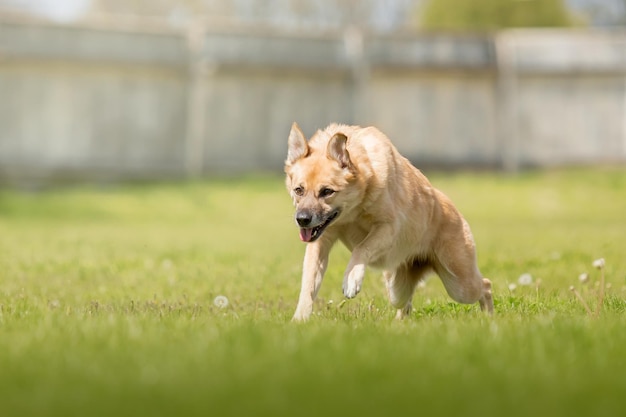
[{"xmin": 285, "ymin": 122, "xmax": 493, "ymax": 321}]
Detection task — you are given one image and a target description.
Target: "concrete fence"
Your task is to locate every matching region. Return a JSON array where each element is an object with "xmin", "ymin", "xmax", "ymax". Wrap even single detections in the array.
[{"xmin": 0, "ymin": 18, "xmax": 625, "ymax": 184}]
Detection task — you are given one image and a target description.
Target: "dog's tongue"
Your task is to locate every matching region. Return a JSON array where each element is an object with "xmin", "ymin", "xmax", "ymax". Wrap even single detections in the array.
[{"xmin": 299, "ymin": 228, "xmax": 313, "ymax": 242}]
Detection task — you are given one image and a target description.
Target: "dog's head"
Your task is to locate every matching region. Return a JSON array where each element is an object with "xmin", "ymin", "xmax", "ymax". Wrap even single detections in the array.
[{"xmin": 284, "ymin": 122, "xmax": 361, "ymax": 243}]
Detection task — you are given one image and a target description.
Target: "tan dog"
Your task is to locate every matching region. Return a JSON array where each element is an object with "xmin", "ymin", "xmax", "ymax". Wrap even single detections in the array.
[{"xmin": 285, "ymin": 122, "xmax": 493, "ymax": 321}]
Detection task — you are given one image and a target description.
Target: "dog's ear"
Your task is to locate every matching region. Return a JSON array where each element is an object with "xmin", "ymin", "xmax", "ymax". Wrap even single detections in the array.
[
  {"xmin": 286, "ymin": 122, "xmax": 309, "ymax": 165},
  {"xmin": 327, "ymin": 133, "xmax": 351, "ymax": 169}
]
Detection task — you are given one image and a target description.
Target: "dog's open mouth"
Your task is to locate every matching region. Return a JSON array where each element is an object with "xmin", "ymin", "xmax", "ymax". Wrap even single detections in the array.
[{"xmin": 299, "ymin": 210, "xmax": 339, "ymax": 243}]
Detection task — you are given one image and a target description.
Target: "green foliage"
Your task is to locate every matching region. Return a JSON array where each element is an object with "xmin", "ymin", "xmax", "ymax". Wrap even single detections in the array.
[
  {"xmin": 421, "ymin": 0, "xmax": 576, "ymax": 30},
  {"xmin": 0, "ymin": 169, "xmax": 625, "ymax": 416}
]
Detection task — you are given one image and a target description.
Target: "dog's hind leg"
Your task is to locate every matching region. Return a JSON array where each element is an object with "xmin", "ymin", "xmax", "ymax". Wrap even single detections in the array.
[
  {"xmin": 433, "ymin": 220, "xmax": 493, "ymax": 314},
  {"xmin": 384, "ymin": 262, "xmax": 431, "ymax": 319},
  {"xmin": 435, "ymin": 262, "xmax": 493, "ymax": 315}
]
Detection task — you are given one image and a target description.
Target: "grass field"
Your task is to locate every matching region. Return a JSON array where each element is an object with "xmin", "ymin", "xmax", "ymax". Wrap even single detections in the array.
[{"xmin": 1, "ymin": 168, "xmax": 625, "ymax": 417}]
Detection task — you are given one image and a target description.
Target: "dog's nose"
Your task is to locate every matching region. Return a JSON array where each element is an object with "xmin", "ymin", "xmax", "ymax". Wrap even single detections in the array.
[{"xmin": 296, "ymin": 212, "xmax": 312, "ymax": 227}]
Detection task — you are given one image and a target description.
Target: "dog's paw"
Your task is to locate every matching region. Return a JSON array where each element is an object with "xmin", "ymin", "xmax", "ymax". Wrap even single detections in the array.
[
  {"xmin": 394, "ymin": 303, "xmax": 412, "ymax": 320},
  {"xmin": 342, "ymin": 264, "xmax": 365, "ymax": 299},
  {"xmin": 292, "ymin": 307, "xmax": 312, "ymax": 322},
  {"xmin": 291, "ymin": 312, "xmax": 309, "ymax": 322},
  {"xmin": 343, "ymin": 280, "xmax": 361, "ymax": 298}
]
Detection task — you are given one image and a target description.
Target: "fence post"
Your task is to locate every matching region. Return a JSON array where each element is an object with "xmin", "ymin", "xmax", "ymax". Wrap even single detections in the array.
[
  {"xmin": 344, "ymin": 25, "xmax": 369, "ymax": 125},
  {"xmin": 495, "ymin": 31, "xmax": 520, "ymax": 172},
  {"xmin": 184, "ymin": 20, "xmax": 208, "ymax": 178},
  {"xmin": 623, "ymin": 75, "xmax": 626, "ymax": 158}
]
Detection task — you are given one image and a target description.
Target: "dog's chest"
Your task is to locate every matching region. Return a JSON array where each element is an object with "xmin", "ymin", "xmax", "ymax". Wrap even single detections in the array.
[
  {"xmin": 337, "ymin": 218, "xmax": 430, "ymax": 270},
  {"xmin": 336, "ymin": 225, "xmax": 416, "ymax": 269},
  {"xmin": 337, "ymin": 225, "xmax": 368, "ymax": 252}
]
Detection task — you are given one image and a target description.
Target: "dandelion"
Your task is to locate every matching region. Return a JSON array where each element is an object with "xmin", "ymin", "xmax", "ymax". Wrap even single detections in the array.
[
  {"xmin": 593, "ymin": 258, "xmax": 606, "ymax": 315},
  {"xmin": 592, "ymin": 258, "xmax": 605, "ymax": 269},
  {"xmin": 213, "ymin": 295, "xmax": 229, "ymax": 309},
  {"xmin": 578, "ymin": 273, "xmax": 589, "ymax": 284},
  {"xmin": 508, "ymin": 283, "xmax": 517, "ymax": 292},
  {"xmin": 570, "ymin": 258, "xmax": 608, "ymax": 318},
  {"xmin": 518, "ymin": 273, "xmax": 533, "ymax": 286},
  {"xmin": 161, "ymin": 258, "xmax": 174, "ymax": 270},
  {"xmin": 569, "ymin": 286, "xmax": 593, "ymax": 316}
]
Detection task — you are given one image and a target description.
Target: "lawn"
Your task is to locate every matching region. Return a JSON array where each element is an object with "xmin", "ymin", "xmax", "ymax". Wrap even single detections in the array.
[{"xmin": 0, "ymin": 168, "xmax": 625, "ymax": 417}]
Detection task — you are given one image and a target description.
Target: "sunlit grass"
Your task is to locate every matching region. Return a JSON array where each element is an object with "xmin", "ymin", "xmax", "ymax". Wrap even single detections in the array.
[{"xmin": 0, "ymin": 168, "xmax": 625, "ymax": 417}]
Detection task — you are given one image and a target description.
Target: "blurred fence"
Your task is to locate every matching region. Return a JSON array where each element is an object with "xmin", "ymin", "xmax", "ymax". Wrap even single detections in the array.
[{"xmin": 1, "ymin": 17, "xmax": 625, "ymax": 184}]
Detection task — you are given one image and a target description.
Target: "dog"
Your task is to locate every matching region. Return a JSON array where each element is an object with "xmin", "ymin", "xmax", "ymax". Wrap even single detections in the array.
[{"xmin": 285, "ymin": 122, "xmax": 493, "ymax": 321}]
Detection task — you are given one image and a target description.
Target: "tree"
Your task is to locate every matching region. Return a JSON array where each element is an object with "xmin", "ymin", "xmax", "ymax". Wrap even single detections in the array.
[{"xmin": 420, "ymin": 0, "xmax": 576, "ymax": 31}]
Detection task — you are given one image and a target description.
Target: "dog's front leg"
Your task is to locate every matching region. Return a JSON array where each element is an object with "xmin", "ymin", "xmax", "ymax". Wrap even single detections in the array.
[
  {"xmin": 292, "ymin": 240, "xmax": 332, "ymax": 321},
  {"xmin": 342, "ymin": 259, "xmax": 366, "ymax": 299},
  {"xmin": 343, "ymin": 223, "xmax": 395, "ymax": 299}
]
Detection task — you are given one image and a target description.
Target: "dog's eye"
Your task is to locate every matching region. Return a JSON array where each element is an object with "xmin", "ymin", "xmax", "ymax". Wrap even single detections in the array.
[
  {"xmin": 319, "ymin": 188, "xmax": 335, "ymax": 198},
  {"xmin": 293, "ymin": 186, "xmax": 304, "ymax": 196}
]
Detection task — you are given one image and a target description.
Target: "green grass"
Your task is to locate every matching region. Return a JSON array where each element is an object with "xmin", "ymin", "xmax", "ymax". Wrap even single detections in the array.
[{"xmin": 1, "ymin": 168, "xmax": 625, "ymax": 417}]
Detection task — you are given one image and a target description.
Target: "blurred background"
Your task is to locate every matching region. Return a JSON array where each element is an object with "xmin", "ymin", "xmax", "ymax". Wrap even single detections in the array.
[{"xmin": 0, "ymin": 0, "xmax": 625, "ymax": 186}]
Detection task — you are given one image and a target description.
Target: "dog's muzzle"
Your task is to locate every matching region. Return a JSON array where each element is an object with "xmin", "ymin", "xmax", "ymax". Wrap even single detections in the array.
[{"xmin": 296, "ymin": 209, "xmax": 340, "ymax": 243}]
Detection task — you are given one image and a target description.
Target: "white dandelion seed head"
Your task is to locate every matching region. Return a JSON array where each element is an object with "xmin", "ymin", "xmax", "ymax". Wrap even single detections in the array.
[
  {"xmin": 213, "ymin": 295, "xmax": 229, "ymax": 308},
  {"xmin": 578, "ymin": 273, "xmax": 589, "ymax": 284},
  {"xmin": 161, "ymin": 259, "xmax": 174, "ymax": 270},
  {"xmin": 508, "ymin": 283, "xmax": 517, "ymax": 291},
  {"xmin": 592, "ymin": 258, "xmax": 605, "ymax": 269},
  {"xmin": 518, "ymin": 273, "xmax": 533, "ymax": 286}
]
